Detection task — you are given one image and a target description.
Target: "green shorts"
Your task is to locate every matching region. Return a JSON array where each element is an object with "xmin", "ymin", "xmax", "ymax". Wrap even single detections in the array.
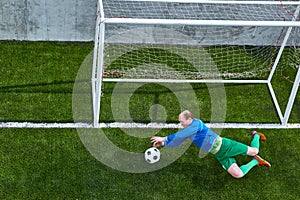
[{"xmin": 214, "ymin": 138, "xmax": 248, "ymax": 171}]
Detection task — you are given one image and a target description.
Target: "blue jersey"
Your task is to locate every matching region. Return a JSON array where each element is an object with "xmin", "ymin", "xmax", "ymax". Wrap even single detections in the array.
[{"xmin": 165, "ymin": 118, "xmax": 219, "ymax": 152}]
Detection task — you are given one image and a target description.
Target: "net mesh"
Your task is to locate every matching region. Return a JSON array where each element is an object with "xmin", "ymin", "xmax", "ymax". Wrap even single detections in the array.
[
  {"xmin": 99, "ymin": 1, "xmax": 300, "ymax": 80},
  {"xmin": 102, "ymin": 0, "xmax": 299, "ymax": 21}
]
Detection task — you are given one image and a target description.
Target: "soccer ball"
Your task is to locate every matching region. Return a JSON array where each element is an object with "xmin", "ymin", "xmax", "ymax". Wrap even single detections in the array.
[{"xmin": 144, "ymin": 147, "xmax": 160, "ymax": 164}]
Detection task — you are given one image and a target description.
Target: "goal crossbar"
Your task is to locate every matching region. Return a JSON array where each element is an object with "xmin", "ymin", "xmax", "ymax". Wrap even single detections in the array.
[
  {"xmin": 103, "ymin": 18, "xmax": 300, "ymax": 27},
  {"xmin": 102, "ymin": 79, "xmax": 268, "ymax": 84}
]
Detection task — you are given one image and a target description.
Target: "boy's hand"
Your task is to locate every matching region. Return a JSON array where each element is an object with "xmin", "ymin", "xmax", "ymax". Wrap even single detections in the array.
[{"xmin": 151, "ymin": 136, "xmax": 166, "ymax": 147}]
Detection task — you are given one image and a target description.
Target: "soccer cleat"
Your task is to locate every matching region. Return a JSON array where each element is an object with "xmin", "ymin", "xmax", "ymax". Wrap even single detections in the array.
[
  {"xmin": 253, "ymin": 155, "xmax": 271, "ymax": 167},
  {"xmin": 251, "ymin": 131, "xmax": 267, "ymax": 141}
]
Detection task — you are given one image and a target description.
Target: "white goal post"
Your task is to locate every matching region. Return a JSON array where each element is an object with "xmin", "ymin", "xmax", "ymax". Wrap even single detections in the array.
[{"xmin": 91, "ymin": 0, "xmax": 300, "ymax": 129}]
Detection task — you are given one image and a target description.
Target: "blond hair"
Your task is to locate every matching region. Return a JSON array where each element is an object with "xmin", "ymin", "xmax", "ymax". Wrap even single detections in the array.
[{"xmin": 180, "ymin": 110, "xmax": 194, "ymax": 120}]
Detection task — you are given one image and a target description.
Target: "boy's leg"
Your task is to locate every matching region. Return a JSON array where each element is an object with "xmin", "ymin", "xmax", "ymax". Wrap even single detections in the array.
[
  {"xmin": 215, "ymin": 138, "xmax": 253, "ymax": 178},
  {"xmin": 216, "ymin": 137, "xmax": 269, "ymax": 178},
  {"xmin": 241, "ymin": 132, "xmax": 270, "ymax": 175},
  {"xmin": 226, "ymin": 145, "xmax": 258, "ymax": 177},
  {"xmin": 252, "ymin": 131, "xmax": 267, "ymax": 141},
  {"xmin": 239, "ymin": 159, "xmax": 259, "ymax": 176},
  {"xmin": 250, "ymin": 131, "xmax": 267, "ymax": 149},
  {"xmin": 228, "ymin": 154, "xmax": 272, "ymax": 178},
  {"xmin": 250, "ymin": 134, "xmax": 260, "ymax": 149}
]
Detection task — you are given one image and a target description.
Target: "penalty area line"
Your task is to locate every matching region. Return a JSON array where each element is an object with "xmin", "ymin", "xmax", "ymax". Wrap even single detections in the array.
[
  {"xmin": 0, "ymin": 122, "xmax": 300, "ymax": 129},
  {"xmin": 0, "ymin": 122, "xmax": 93, "ymax": 129}
]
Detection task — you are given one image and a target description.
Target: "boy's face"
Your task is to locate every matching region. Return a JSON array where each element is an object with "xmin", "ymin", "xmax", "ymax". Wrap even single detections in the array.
[{"xmin": 178, "ymin": 114, "xmax": 191, "ymax": 128}]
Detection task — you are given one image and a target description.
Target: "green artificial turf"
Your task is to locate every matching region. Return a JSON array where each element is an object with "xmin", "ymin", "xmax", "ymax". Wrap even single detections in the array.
[
  {"xmin": 0, "ymin": 41, "xmax": 92, "ymax": 122},
  {"xmin": 0, "ymin": 128, "xmax": 299, "ymax": 199},
  {"xmin": 0, "ymin": 41, "xmax": 299, "ymax": 199}
]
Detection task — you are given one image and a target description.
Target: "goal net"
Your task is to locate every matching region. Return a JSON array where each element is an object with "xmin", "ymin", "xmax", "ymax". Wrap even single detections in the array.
[
  {"xmin": 98, "ymin": 0, "xmax": 300, "ymax": 81},
  {"xmin": 90, "ymin": 0, "xmax": 300, "ymax": 128}
]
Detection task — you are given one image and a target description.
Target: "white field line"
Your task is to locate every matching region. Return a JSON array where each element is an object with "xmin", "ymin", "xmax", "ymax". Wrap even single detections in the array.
[{"xmin": 0, "ymin": 122, "xmax": 300, "ymax": 129}]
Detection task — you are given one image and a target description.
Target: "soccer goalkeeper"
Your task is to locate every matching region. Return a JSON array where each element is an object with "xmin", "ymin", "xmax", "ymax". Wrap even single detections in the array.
[{"xmin": 151, "ymin": 110, "xmax": 271, "ymax": 178}]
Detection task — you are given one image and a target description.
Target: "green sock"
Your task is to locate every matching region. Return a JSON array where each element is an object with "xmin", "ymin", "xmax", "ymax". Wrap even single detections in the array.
[
  {"xmin": 240, "ymin": 159, "xmax": 259, "ymax": 175},
  {"xmin": 250, "ymin": 134, "xmax": 260, "ymax": 149}
]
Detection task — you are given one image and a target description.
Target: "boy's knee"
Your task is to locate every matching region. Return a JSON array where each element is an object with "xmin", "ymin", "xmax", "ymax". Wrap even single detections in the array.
[
  {"xmin": 247, "ymin": 147, "xmax": 259, "ymax": 156},
  {"xmin": 228, "ymin": 164, "xmax": 244, "ymax": 178},
  {"xmin": 233, "ymin": 174, "xmax": 244, "ymax": 178},
  {"xmin": 230, "ymin": 170, "xmax": 244, "ymax": 178}
]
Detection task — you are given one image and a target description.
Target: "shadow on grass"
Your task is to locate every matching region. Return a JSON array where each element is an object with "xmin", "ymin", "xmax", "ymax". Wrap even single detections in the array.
[{"xmin": 0, "ymin": 79, "xmax": 89, "ymax": 94}]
